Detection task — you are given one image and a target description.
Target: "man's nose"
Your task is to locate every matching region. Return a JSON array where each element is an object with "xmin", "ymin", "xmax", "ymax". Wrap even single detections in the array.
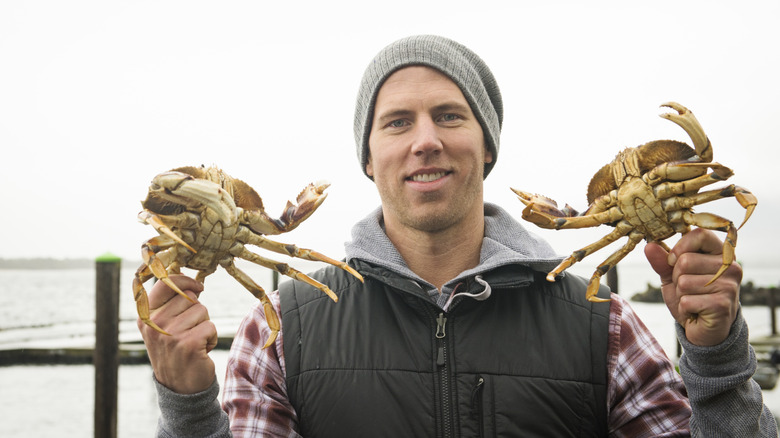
[{"xmin": 410, "ymin": 118, "xmax": 443, "ymax": 156}]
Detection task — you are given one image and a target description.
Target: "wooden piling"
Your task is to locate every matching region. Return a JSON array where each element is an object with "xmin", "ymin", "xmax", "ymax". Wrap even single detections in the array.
[
  {"xmin": 94, "ymin": 253, "xmax": 121, "ymax": 438},
  {"xmin": 769, "ymin": 288, "xmax": 777, "ymax": 336},
  {"xmin": 606, "ymin": 266, "xmax": 618, "ymax": 295}
]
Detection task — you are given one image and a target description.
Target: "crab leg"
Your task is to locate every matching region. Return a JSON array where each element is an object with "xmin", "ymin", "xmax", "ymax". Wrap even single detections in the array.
[
  {"xmin": 236, "ymin": 247, "xmax": 340, "ymax": 302},
  {"xmin": 581, "ymin": 191, "xmax": 619, "ymax": 216},
  {"xmin": 221, "ymin": 260, "xmax": 280, "ymax": 349},
  {"xmin": 681, "ymin": 211, "xmax": 739, "ymax": 285},
  {"xmin": 139, "ymin": 211, "xmax": 197, "ymax": 253},
  {"xmin": 141, "ymin": 245, "xmax": 193, "ymax": 301},
  {"xmin": 662, "ymin": 185, "xmax": 757, "ymax": 229},
  {"xmin": 132, "ymin": 264, "xmax": 168, "ymax": 334},
  {"xmin": 646, "ymin": 162, "xmax": 732, "ymax": 186},
  {"xmin": 133, "ymin": 245, "xmax": 189, "ymax": 335},
  {"xmin": 583, "ymin": 230, "xmax": 646, "ymax": 302},
  {"xmin": 522, "ymin": 202, "xmax": 621, "ymax": 230},
  {"xmin": 194, "ymin": 267, "xmax": 217, "ymax": 283},
  {"xmin": 548, "ymin": 220, "xmax": 634, "ymax": 283},
  {"xmin": 142, "ymin": 234, "xmax": 178, "ymax": 253},
  {"xmin": 512, "ymin": 189, "xmax": 627, "ymax": 229},
  {"xmin": 133, "ymin": 244, "xmax": 196, "ymax": 335},
  {"xmin": 650, "ymin": 164, "xmax": 732, "ymax": 198},
  {"xmin": 236, "ymin": 228, "xmax": 364, "ymax": 282},
  {"xmin": 660, "ymin": 102, "xmax": 712, "ymax": 162}
]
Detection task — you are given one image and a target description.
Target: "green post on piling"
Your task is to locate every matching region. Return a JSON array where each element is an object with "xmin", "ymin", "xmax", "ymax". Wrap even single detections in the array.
[{"xmin": 95, "ymin": 252, "xmax": 121, "ymax": 438}]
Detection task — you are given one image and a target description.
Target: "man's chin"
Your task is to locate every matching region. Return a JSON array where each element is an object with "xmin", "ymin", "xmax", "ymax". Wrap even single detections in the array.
[{"xmin": 404, "ymin": 209, "xmax": 460, "ymax": 234}]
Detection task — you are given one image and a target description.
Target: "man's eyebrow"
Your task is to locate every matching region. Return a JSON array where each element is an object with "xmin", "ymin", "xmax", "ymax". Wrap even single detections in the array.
[
  {"xmin": 374, "ymin": 109, "xmax": 414, "ymax": 124},
  {"xmin": 431, "ymin": 102, "xmax": 472, "ymax": 114}
]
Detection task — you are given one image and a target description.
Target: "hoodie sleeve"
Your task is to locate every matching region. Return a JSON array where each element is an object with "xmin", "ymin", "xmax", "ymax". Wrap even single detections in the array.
[
  {"xmin": 677, "ymin": 309, "xmax": 778, "ymax": 436},
  {"xmin": 154, "ymin": 376, "xmax": 232, "ymax": 438}
]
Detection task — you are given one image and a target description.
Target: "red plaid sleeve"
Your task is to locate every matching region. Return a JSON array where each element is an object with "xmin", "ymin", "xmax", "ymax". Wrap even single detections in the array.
[
  {"xmin": 607, "ymin": 294, "xmax": 692, "ymax": 437},
  {"xmin": 222, "ymin": 290, "xmax": 301, "ymax": 437}
]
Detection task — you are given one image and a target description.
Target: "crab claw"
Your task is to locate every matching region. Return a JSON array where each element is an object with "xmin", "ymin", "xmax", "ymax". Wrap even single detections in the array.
[
  {"xmin": 659, "ymin": 102, "xmax": 713, "ymax": 163},
  {"xmin": 243, "ymin": 182, "xmax": 330, "ymax": 235},
  {"xmin": 511, "ymin": 188, "xmax": 578, "ymax": 217},
  {"xmin": 283, "ymin": 181, "xmax": 330, "ymax": 229},
  {"xmin": 138, "ymin": 211, "xmax": 196, "ymax": 253}
]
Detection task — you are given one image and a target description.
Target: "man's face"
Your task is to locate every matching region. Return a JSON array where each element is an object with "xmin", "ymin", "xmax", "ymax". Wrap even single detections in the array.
[{"xmin": 367, "ymin": 66, "xmax": 492, "ymax": 234}]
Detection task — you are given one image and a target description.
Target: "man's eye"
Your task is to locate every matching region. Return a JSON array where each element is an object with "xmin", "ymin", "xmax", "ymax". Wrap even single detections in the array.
[
  {"xmin": 388, "ymin": 119, "xmax": 407, "ymax": 128},
  {"xmin": 440, "ymin": 114, "xmax": 460, "ymax": 122}
]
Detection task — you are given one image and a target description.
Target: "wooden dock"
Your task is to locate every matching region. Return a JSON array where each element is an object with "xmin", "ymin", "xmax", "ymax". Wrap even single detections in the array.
[
  {"xmin": 0, "ymin": 317, "xmax": 239, "ymax": 366},
  {"xmin": 0, "ymin": 336, "xmax": 235, "ymax": 366}
]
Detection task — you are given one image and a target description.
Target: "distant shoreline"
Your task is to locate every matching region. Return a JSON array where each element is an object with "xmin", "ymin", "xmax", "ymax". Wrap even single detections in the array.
[
  {"xmin": 632, "ymin": 280, "xmax": 779, "ymax": 305},
  {"xmin": 0, "ymin": 258, "xmax": 141, "ymax": 270}
]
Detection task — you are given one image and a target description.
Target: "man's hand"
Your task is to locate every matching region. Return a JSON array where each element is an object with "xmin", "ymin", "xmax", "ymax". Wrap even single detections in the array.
[
  {"xmin": 137, "ymin": 274, "xmax": 218, "ymax": 394},
  {"xmin": 645, "ymin": 228, "xmax": 741, "ymax": 347}
]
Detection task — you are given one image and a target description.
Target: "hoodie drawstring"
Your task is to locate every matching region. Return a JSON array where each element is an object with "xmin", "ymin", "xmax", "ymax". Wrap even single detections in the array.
[{"xmin": 442, "ymin": 275, "xmax": 492, "ymax": 312}]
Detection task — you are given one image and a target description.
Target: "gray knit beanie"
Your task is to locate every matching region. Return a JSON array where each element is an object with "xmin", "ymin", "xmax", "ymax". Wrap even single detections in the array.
[{"xmin": 354, "ymin": 35, "xmax": 503, "ymax": 179}]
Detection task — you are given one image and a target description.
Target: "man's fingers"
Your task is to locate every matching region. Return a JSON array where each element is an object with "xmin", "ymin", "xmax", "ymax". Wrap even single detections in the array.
[
  {"xmin": 678, "ymin": 290, "xmax": 733, "ymax": 316},
  {"xmin": 673, "ymin": 252, "xmax": 742, "ymax": 292},
  {"xmin": 674, "ymin": 251, "xmax": 727, "ymax": 278},
  {"xmin": 670, "ymin": 228, "xmax": 724, "ymax": 259},
  {"xmin": 148, "ymin": 274, "xmax": 204, "ymax": 309},
  {"xmin": 170, "ymin": 299, "xmax": 210, "ymax": 331},
  {"xmin": 190, "ymin": 319, "xmax": 220, "ymax": 354},
  {"xmin": 148, "ymin": 291, "xmax": 210, "ymax": 334}
]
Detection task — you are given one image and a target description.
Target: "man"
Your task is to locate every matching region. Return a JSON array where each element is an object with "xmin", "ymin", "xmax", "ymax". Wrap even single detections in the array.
[{"xmin": 140, "ymin": 35, "xmax": 776, "ymax": 437}]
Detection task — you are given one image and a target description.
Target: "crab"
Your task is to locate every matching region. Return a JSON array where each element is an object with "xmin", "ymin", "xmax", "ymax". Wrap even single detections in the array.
[
  {"xmin": 133, "ymin": 165, "xmax": 363, "ymax": 348},
  {"xmin": 512, "ymin": 102, "xmax": 756, "ymax": 302}
]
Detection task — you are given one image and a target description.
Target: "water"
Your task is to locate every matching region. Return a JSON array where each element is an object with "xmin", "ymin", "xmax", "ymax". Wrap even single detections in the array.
[
  {"xmin": 0, "ymin": 264, "xmax": 266, "ymax": 438},
  {"xmin": 0, "ymin": 263, "xmax": 778, "ymax": 436}
]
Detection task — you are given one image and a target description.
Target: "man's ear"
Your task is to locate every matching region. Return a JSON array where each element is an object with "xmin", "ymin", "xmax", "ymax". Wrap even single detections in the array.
[{"xmin": 366, "ymin": 155, "xmax": 374, "ymax": 177}]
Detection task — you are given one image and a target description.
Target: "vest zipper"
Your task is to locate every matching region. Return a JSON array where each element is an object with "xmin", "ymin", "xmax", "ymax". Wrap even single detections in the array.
[
  {"xmin": 435, "ymin": 312, "xmax": 452, "ymax": 438},
  {"xmin": 470, "ymin": 375, "xmax": 485, "ymax": 438}
]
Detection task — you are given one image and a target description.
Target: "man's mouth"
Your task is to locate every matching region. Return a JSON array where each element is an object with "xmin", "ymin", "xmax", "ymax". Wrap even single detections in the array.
[{"xmin": 409, "ymin": 171, "xmax": 447, "ymax": 182}]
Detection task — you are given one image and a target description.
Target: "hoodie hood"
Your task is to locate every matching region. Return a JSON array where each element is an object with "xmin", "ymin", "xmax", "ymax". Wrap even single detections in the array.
[{"xmin": 344, "ymin": 203, "xmax": 564, "ymax": 290}]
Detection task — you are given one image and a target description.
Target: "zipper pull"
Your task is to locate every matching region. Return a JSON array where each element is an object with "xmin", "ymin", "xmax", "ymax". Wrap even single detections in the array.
[
  {"xmin": 470, "ymin": 376, "xmax": 485, "ymax": 407},
  {"xmin": 436, "ymin": 312, "xmax": 447, "ymax": 339}
]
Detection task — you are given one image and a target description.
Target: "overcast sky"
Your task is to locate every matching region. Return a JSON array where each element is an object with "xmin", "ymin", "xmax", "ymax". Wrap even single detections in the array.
[{"xmin": 1, "ymin": 1, "xmax": 778, "ymax": 275}]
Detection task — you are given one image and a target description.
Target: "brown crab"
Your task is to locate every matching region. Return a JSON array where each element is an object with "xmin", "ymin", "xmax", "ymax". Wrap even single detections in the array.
[
  {"xmin": 133, "ymin": 165, "xmax": 363, "ymax": 348},
  {"xmin": 512, "ymin": 102, "xmax": 756, "ymax": 302}
]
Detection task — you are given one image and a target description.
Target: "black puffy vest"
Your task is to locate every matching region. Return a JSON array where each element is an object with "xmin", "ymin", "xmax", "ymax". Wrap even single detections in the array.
[{"xmin": 280, "ymin": 260, "xmax": 610, "ymax": 438}]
